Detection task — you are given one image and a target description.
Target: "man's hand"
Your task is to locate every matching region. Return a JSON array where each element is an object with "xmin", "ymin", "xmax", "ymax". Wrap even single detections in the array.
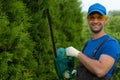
[{"xmin": 66, "ymin": 46, "xmax": 81, "ymax": 57}]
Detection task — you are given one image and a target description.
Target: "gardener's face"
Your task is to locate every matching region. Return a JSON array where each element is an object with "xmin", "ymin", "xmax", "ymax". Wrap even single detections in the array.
[{"xmin": 87, "ymin": 12, "xmax": 107, "ymax": 33}]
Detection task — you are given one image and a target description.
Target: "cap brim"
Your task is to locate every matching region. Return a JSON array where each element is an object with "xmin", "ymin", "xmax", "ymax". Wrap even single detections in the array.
[{"xmin": 88, "ymin": 10, "xmax": 105, "ymax": 15}]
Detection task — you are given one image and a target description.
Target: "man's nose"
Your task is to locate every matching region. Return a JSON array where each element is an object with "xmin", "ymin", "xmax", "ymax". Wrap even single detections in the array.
[{"xmin": 93, "ymin": 18, "xmax": 99, "ymax": 22}]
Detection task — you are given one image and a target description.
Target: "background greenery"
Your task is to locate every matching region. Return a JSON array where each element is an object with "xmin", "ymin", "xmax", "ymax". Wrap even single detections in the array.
[{"xmin": 0, "ymin": 0, "xmax": 119, "ymax": 80}]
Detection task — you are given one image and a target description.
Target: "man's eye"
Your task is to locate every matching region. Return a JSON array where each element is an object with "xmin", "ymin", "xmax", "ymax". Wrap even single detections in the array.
[
  {"xmin": 98, "ymin": 16, "xmax": 103, "ymax": 19},
  {"xmin": 90, "ymin": 17, "xmax": 94, "ymax": 19}
]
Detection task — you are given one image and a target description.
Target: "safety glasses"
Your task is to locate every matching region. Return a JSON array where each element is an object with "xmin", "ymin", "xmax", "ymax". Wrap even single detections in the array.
[{"xmin": 87, "ymin": 15, "xmax": 107, "ymax": 21}]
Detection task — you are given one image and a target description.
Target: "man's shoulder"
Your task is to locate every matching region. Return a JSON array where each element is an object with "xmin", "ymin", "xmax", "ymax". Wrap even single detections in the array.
[{"xmin": 105, "ymin": 34, "xmax": 119, "ymax": 44}]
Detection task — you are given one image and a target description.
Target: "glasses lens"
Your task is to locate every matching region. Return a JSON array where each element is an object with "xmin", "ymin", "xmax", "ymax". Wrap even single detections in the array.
[{"xmin": 87, "ymin": 15, "xmax": 106, "ymax": 21}]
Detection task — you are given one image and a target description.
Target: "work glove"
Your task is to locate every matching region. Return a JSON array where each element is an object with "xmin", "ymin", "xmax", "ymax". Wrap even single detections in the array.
[
  {"xmin": 64, "ymin": 69, "xmax": 77, "ymax": 79},
  {"xmin": 64, "ymin": 70, "xmax": 70, "ymax": 79},
  {"xmin": 66, "ymin": 46, "xmax": 81, "ymax": 57}
]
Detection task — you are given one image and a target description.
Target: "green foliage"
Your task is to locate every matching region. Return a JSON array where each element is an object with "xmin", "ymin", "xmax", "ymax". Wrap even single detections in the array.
[
  {"xmin": 51, "ymin": 0, "xmax": 84, "ymax": 49},
  {"xmin": 108, "ymin": 10, "xmax": 120, "ymax": 17},
  {"xmin": 81, "ymin": 12, "xmax": 91, "ymax": 42},
  {"xmin": 23, "ymin": 0, "xmax": 83, "ymax": 79},
  {"xmin": 106, "ymin": 16, "xmax": 120, "ymax": 33},
  {"xmin": 0, "ymin": 0, "xmax": 36, "ymax": 80},
  {"xmin": 111, "ymin": 60, "xmax": 120, "ymax": 80},
  {"xmin": 1, "ymin": 0, "xmax": 119, "ymax": 80}
]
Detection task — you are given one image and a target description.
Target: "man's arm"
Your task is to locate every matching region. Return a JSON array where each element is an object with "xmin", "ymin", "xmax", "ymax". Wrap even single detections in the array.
[{"xmin": 77, "ymin": 53, "xmax": 115, "ymax": 77}]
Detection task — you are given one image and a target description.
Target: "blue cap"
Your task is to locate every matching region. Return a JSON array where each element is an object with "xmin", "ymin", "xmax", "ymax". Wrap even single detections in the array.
[{"xmin": 88, "ymin": 3, "xmax": 106, "ymax": 15}]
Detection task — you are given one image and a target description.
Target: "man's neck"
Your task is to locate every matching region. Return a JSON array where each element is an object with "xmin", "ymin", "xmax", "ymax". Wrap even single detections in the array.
[{"xmin": 92, "ymin": 32, "xmax": 106, "ymax": 40}]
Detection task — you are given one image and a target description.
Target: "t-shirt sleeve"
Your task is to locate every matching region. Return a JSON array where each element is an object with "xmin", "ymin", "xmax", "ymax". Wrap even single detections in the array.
[{"xmin": 102, "ymin": 40, "xmax": 120, "ymax": 60}]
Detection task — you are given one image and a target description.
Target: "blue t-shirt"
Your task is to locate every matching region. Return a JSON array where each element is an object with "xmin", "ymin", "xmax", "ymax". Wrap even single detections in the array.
[{"xmin": 83, "ymin": 34, "xmax": 120, "ymax": 77}]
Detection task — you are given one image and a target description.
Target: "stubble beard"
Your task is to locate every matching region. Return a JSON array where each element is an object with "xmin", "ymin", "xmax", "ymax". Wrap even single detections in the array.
[{"xmin": 91, "ymin": 26, "xmax": 103, "ymax": 34}]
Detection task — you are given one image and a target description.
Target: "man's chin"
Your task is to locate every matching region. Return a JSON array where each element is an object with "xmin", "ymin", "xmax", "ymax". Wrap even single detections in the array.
[{"xmin": 92, "ymin": 30, "xmax": 101, "ymax": 33}]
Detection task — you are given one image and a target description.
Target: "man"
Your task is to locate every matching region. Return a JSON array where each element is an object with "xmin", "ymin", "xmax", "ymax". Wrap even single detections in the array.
[{"xmin": 66, "ymin": 3, "xmax": 120, "ymax": 80}]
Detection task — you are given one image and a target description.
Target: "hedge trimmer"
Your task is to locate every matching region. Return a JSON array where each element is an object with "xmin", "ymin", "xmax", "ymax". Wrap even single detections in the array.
[{"xmin": 46, "ymin": 8, "xmax": 76, "ymax": 80}]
